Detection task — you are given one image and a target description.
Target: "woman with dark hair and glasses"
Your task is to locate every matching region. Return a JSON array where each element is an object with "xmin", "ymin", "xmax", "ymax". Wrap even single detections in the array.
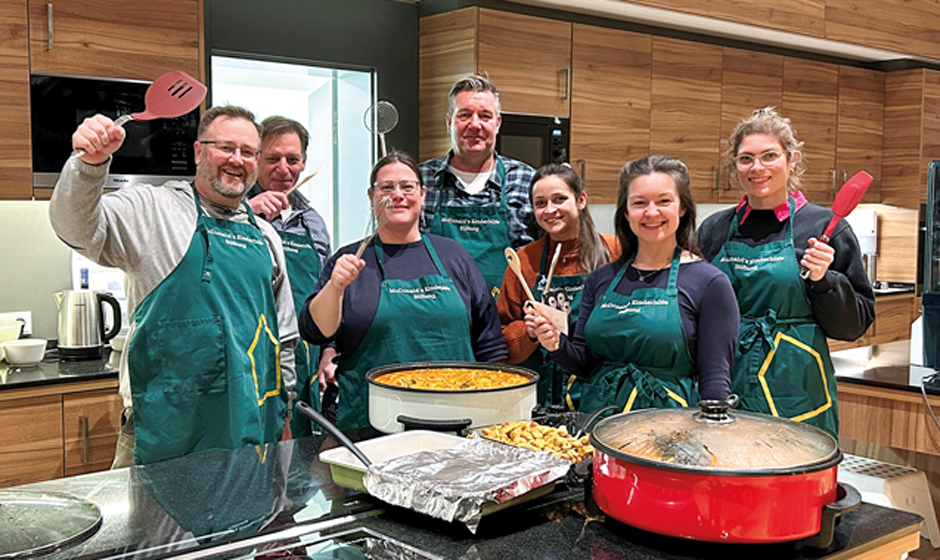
[
  {"xmin": 697, "ymin": 108, "xmax": 874, "ymax": 438},
  {"xmin": 527, "ymin": 155, "xmax": 738, "ymax": 412},
  {"xmin": 298, "ymin": 151, "xmax": 506, "ymax": 435},
  {"xmin": 498, "ymin": 163, "xmax": 620, "ymax": 409}
]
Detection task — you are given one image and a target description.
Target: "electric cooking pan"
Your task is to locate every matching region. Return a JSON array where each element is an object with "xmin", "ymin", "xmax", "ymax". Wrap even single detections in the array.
[
  {"xmin": 584, "ymin": 398, "xmax": 860, "ymax": 546},
  {"xmin": 366, "ymin": 362, "xmax": 539, "ymax": 433}
]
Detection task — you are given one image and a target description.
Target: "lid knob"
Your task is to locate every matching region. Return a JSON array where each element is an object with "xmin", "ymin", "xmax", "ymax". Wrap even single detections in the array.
[{"xmin": 693, "ymin": 395, "xmax": 740, "ymax": 424}]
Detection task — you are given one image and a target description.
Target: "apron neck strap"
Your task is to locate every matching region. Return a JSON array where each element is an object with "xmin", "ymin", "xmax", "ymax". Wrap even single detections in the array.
[
  {"xmin": 435, "ymin": 155, "xmax": 508, "ymax": 212},
  {"xmin": 615, "ymin": 246, "xmax": 682, "ymax": 295},
  {"xmin": 728, "ymin": 196, "xmax": 796, "ymax": 243}
]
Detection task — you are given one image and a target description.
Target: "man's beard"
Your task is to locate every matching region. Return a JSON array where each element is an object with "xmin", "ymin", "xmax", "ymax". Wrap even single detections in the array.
[{"xmin": 197, "ymin": 160, "xmax": 256, "ymax": 200}]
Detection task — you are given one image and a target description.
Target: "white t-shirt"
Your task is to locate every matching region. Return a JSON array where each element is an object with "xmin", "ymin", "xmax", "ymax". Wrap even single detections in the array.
[{"xmin": 449, "ymin": 165, "xmax": 490, "ymax": 195}]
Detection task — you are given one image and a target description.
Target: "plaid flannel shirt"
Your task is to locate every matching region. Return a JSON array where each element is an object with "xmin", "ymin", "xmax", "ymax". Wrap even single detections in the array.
[{"xmin": 419, "ymin": 151, "xmax": 535, "ymax": 248}]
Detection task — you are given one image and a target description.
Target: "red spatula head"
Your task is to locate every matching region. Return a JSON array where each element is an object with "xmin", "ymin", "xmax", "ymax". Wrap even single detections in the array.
[
  {"xmin": 132, "ymin": 71, "xmax": 207, "ymax": 121},
  {"xmin": 824, "ymin": 171, "xmax": 874, "ymax": 238}
]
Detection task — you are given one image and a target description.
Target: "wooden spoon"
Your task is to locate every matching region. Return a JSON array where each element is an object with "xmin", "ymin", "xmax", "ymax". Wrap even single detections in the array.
[
  {"xmin": 505, "ymin": 247, "xmax": 536, "ymax": 303},
  {"xmin": 354, "ymin": 197, "xmax": 393, "ymax": 259},
  {"xmin": 284, "ymin": 165, "xmax": 324, "ymax": 196},
  {"xmin": 544, "ymin": 242, "xmax": 563, "ymax": 296}
]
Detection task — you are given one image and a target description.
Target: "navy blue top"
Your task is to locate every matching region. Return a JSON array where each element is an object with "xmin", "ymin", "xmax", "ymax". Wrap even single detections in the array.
[
  {"xmin": 548, "ymin": 259, "xmax": 738, "ymax": 401},
  {"xmin": 698, "ymin": 202, "xmax": 875, "ymax": 341},
  {"xmin": 298, "ymin": 234, "xmax": 508, "ymax": 363}
]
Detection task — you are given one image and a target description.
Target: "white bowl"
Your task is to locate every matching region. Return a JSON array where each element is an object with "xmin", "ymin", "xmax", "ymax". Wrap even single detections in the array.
[{"xmin": 2, "ymin": 339, "xmax": 47, "ymax": 367}]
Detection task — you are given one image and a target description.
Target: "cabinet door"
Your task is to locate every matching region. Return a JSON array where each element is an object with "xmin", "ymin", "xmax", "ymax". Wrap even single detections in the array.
[
  {"xmin": 837, "ymin": 66, "xmax": 884, "ymax": 204},
  {"xmin": 477, "ymin": 9, "xmax": 571, "ymax": 117},
  {"xmin": 649, "ymin": 37, "xmax": 722, "ymax": 204},
  {"xmin": 28, "ymin": 0, "xmax": 199, "ymax": 80},
  {"xmin": 0, "ymin": 0, "xmax": 32, "ymax": 200},
  {"xmin": 570, "ymin": 25, "xmax": 651, "ymax": 204},
  {"xmin": 63, "ymin": 389, "xmax": 122, "ymax": 476},
  {"xmin": 782, "ymin": 58, "xmax": 839, "ymax": 204},
  {"xmin": 718, "ymin": 48, "xmax": 784, "ymax": 203},
  {"xmin": 0, "ymin": 395, "xmax": 63, "ymax": 488},
  {"xmin": 868, "ymin": 294, "xmax": 916, "ymax": 346}
]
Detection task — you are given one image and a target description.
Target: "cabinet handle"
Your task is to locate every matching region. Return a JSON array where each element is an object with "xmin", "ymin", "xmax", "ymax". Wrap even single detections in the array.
[
  {"xmin": 843, "ymin": 169, "xmax": 848, "ymax": 184},
  {"xmin": 46, "ymin": 3, "xmax": 53, "ymax": 50},
  {"xmin": 713, "ymin": 164, "xmax": 721, "ymax": 192},
  {"xmin": 577, "ymin": 159, "xmax": 585, "ymax": 182},
  {"xmin": 829, "ymin": 169, "xmax": 838, "ymax": 195},
  {"xmin": 560, "ymin": 68, "xmax": 570, "ymax": 101},
  {"xmin": 80, "ymin": 415, "xmax": 89, "ymax": 464}
]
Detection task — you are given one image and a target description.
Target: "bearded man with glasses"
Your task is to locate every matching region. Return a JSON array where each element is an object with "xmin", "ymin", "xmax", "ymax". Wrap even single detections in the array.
[{"xmin": 50, "ymin": 105, "xmax": 299, "ymax": 467}]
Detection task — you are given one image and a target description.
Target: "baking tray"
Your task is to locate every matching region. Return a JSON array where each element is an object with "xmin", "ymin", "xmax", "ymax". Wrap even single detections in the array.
[{"xmin": 318, "ymin": 430, "xmax": 558, "ymax": 515}]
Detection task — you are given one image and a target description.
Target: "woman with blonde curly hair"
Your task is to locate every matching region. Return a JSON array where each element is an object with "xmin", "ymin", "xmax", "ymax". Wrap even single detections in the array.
[{"xmin": 697, "ymin": 107, "xmax": 874, "ymax": 438}]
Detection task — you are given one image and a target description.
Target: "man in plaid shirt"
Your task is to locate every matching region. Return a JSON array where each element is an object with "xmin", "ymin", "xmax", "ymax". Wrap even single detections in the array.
[{"xmin": 420, "ymin": 76, "xmax": 535, "ymax": 297}]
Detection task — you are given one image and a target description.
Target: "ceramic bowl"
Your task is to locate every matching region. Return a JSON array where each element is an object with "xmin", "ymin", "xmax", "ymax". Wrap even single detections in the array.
[{"xmin": 2, "ymin": 339, "xmax": 47, "ymax": 367}]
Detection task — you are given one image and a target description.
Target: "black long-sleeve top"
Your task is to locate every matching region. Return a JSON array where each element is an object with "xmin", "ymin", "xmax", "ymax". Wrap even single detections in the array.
[
  {"xmin": 697, "ymin": 201, "xmax": 875, "ymax": 341},
  {"xmin": 298, "ymin": 234, "xmax": 508, "ymax": 363},
  {"xmin": 548, "ymin": 259, "xmax": 738, "ymax": 401}
]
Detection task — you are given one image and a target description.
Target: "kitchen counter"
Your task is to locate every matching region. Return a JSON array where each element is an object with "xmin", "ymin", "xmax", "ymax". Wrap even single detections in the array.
[
  {"xmin": 7, "ymin": 434, "xmax": 922, "ymax": 560},
  {"xmin": 0, "ymin": 347, "xmax": 117, "ymax": 392},
  {"xmin": 833, "ymin": 340, "xmax": 938, "ymax": 394}
]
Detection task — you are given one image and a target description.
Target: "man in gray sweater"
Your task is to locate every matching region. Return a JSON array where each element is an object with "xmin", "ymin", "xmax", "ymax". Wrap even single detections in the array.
[{"xmin": 50, "ymin": 105, "xmax": 298, "ymax": 467}]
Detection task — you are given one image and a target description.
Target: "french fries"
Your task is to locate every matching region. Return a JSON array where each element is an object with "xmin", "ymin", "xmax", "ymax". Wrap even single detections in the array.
[{"xmin": 479, "ymin": 421, "xmax": 593, "ymax": 463}]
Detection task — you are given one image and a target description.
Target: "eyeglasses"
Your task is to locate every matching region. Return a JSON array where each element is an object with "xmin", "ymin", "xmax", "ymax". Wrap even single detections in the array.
[
  {"xmin": 200, "ymin": 140, "xmax": 260, "ymax": 162},
  {"xmin": 734, "ymin": 150, "xmax": 784, "ymax": 168},
  {"xmin": 373, "ymin": 180, "xmax": 421, "ymax": 195}
]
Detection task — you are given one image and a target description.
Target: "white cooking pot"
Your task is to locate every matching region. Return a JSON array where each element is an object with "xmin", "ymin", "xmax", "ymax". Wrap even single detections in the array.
[{"xmin": 367, "ymin": 362, "xmax": 538, "ymax": 434}]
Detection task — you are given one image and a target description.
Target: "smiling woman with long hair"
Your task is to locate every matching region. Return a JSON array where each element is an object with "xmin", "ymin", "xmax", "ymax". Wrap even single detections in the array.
[
  {"xmin": 527, "ymin": 156, "xmax": 738, "ymax": 413},
  {"xmin": 697, "ymin": 108, "xmax": 874, "ymax": 438},
  {"xmin": 498, "ymin": 163, "xmax": 620, "ymax": 409},
  {"xmin": 299, "ymin": 151, "xmax": 506, "ymax": 436}
]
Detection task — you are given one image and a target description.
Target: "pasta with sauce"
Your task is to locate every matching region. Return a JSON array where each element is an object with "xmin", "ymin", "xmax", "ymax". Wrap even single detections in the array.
[{"xmin": 374, "ymin": 368, "xmax": 529, "ymax": 390}]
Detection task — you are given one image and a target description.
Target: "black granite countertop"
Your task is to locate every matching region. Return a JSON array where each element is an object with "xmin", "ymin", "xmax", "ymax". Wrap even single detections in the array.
[
  {"xmin": 0, "ymin": 346, "xmax": 118, "ymax": 390},
  {"xmin": 7, "ymin": 434, "xmax": 923, "ymax": 560},
  {"xmin": 832, "ymin": 339, "xmax": 940, "ymax": 395}
]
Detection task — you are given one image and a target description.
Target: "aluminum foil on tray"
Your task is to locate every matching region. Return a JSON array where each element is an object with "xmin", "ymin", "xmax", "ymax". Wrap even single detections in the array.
[{"xmin": 362, "ymin": 437, "xmax": 570, "ymax": 533}]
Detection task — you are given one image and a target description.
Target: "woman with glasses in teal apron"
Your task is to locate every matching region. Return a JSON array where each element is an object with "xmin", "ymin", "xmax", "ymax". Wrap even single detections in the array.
[
  {"xmin": 299, "ymin": 152, "xmax": 507, "ymax": 436},
  {"xmin": 527, "ymin": 156, "xmax": 738, "ymax": 414},
  {"xmin": 498, "ymin": 164, "xmax": 620, "ymax": 410},
  {"xmin": 698, "ymin": 108, "xmax": 875, "ymax": 438}
]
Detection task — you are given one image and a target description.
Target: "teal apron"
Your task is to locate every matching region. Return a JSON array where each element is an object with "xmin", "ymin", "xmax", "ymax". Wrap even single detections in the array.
[
  {"xmin": 520, "ymin": 240, "xmax": 586, "ymax": 409},
  {"xmin": 278, "ymin": 213, "xmax": 323, "ymax": 437},
  {"xmin": 579, "ymin": 248, "xmax": 698, "ymax": 413},
  {"xmin": 128, "ymin": 185, "xmax": 285, "ymax": 465},
  {"xmin": 430, "ymin": 158, "xmax": 511, "ymax": 297},
  {"xmin": 335, "ymin": 235, "xmax": 475, "ymax": 430},
  {"xmin": 711, "ymin": 198, "xmax": 838, "ymax": 437}
]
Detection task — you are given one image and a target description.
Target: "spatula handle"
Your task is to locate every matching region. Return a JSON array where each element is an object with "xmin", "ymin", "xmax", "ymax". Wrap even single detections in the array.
[
  {"xmin": 71, "ymin": 114, "xmax": 136, "ymax": 159},
  {"xmin": 798, "ymin": 233, "xmax": 832, "ymax": 280}
]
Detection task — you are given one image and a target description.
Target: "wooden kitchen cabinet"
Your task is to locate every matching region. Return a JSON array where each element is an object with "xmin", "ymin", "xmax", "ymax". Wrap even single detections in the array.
[
  {"xmin": 826, "ymin": 0, "xmax": 940, "ymax": 63},
  {"xmin": 0, "ymin": 378, "xmax": 120, "ymax": 489},
  {"xmin": 649, "ymin": 37, "xmax": 723, "ymax": 204},
  {"xmin": 27, "ymin": 0, "xmax": 199, "ymax": 81},
  {"xmin": 828, "ymin": 293, "xmax": 916, "ymax": 352},
  {"xmin": 0, "ymin": 395, "xmax": 64, "ymax": 488},
  {"xmin": 569, "ymin": 24, "xmax": 651, "ymax": 204},
  {"xmin": 835, "ymin": 66, "xmax": 884, "ymax": 204},
  {"xmin": 477, "ymin": 9, "xmax": 571, "ymax": 119},
  {"xmin": 782, "ymin": 58, "xmax": 839, "ymax": 205},
  {"xmin": 0, "ymin": 0, "xmax": 33, "ymax": 201},
  {"xmin": 63, "ymin": 389, "xmax": 122, "ymax": 476},
  {"xmin": 882, "ymin": 69, "xmax": 940, "ymax": 209},
  {"xmin": 717, "ymin": 47, "xmax": 784, "ymax": 203}
]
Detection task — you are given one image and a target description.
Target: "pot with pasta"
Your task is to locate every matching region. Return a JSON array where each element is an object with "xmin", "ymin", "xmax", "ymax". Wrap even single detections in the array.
[{"xmin": 366, "ymin": 362, "xmax": 539, "ymax": 434}]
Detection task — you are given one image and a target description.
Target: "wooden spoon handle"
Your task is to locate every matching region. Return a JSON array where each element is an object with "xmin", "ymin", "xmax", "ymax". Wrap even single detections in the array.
[
  {"xmin": 504, "ymin": 247, "xmax": 537, "ymax": 303},
  {"xmin": 284, "ymin": 165, "xmax": 324, "ymax": 196}
]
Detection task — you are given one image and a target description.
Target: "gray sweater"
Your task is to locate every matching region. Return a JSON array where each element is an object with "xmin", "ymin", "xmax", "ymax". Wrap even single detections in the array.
[{"xmin": 49, "ymin": 156, "xmax": 298, "ymax": 407}]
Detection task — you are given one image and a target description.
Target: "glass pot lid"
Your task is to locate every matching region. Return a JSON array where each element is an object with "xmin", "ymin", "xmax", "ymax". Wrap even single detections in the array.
[
  {"xmin": 0, "ymin": 490, "xmax": 102, "ymax": 558},
  {"xmin": 590, "ymin": 399, "xmax": 841, "ymax": 475}
]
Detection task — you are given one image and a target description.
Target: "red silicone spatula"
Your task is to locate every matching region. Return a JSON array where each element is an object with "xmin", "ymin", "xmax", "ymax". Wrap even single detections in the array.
[
  {"xmin": 74, "ymin": 71, "xmax": 206, "ymax": 156},
  {"xmin": 799, "ymin": 170, "xmax": 874, "ymax": 279}
]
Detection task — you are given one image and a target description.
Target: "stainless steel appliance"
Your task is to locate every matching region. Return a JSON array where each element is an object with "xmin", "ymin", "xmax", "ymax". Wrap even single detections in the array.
[
  {"xmin": 924, "ymin": 161, "xmax": 940, "ymax": 367},
  {"xmin": 495, "ymin": 113, "xmax": 569, "ymax": 168},
  {"xmin": 53, "ymin": 290, "xmax": 122, "ymax": 360},
  {"xmin": 31, "ymin": 74, "xmax": 198, "ymax": 191}
]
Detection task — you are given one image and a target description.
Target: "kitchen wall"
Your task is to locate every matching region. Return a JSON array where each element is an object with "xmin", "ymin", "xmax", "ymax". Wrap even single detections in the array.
[{"xmin": 0, "ymin": 201, "xmax": 72, "ymax": 340}]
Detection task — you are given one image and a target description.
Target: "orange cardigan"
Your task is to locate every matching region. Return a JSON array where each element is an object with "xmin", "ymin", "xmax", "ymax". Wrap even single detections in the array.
[{"xmin": 497, "ymin": 233, "xmax": 621, "ymax": 364}]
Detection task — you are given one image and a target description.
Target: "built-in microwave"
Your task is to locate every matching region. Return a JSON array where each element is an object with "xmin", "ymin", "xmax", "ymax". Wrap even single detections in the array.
[
  {"xmin": 495, "ymin": 113, "xmax": 569, "ymax": 169},
  {"xmin": 31, "ymin": 74, "xmax": 199, "ymax": 190}
]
